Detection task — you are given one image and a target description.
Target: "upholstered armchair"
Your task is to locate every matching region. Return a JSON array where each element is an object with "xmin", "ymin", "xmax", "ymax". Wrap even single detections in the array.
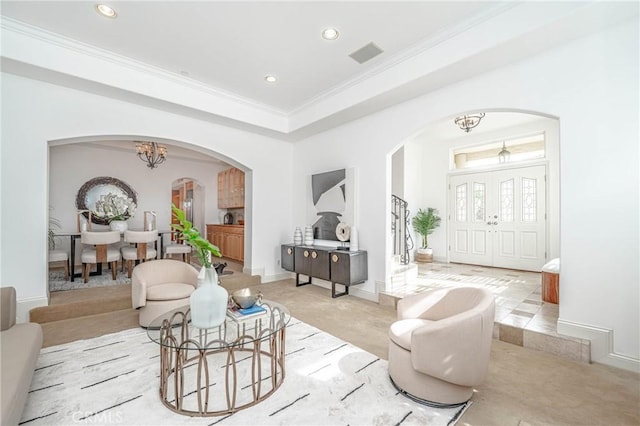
[
  {"xmin": 121, "ymin": 230, "xmax": 158, "ymax": 278},
  {"xmin": 80, "ymin": 230, "xmax": 122, "ymax": 282},
  {"xmin": 131, "ymin": 259, "xmax": 199, "ymax": 327},
  {"xmin": 388, "ymin": 287, "xmax": 495, "ymax": 405}
]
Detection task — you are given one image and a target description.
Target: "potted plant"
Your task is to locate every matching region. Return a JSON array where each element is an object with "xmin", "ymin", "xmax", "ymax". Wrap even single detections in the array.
[
  {"xmin": 171, "ymin": 203, "xmax": 226, "ymax": 328},
  {"xmin": 93, "ymin": 192, "xmax": 137, "ymax": 233},
  {"xmin": 412, "ymin": 208, "xmax": 441, "ymax": 263}
]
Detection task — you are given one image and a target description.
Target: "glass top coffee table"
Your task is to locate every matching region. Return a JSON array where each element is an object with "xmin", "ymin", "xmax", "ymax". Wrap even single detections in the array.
[{"xmin": 146, "ymin": 300, "xmax": 290, "ymax": 417}]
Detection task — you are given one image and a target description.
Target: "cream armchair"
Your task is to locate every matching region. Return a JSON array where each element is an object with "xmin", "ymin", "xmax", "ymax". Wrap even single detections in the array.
[
  {"xmin": 131, "ymin": 259, "xmax": 199, "ymax": 327},
  {"xmin": 388, "ymin": 287, "xmax": 495, "ymax": 405}
]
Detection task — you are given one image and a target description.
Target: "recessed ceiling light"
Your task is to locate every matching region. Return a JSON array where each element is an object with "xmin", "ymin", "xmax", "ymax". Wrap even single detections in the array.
[
  {"xmin": 95, "ymin": 4, "xmax": 117, "ymax": 18},
  {"xmin": 322, "ymin": 28, "xmax": 340, "ymax": 40},
  {"xmin": 264, "ymin": 74, "xmax": 278, "ymax": 84}
]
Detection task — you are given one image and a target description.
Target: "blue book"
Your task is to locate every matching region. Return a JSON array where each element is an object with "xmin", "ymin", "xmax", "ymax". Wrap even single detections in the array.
[
  {"xmin": 238, "ymin": 305, "xmax": 266, "ymax": 315},
  {"xmin": 227, "ymin": 304, "xmax": 268, "ymax": 321}
]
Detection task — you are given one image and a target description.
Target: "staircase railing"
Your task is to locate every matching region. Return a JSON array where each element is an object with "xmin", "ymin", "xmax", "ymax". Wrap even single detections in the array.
[{"xmin": 391, "ymin": 195, "xmax": 413, "ymax": 265}]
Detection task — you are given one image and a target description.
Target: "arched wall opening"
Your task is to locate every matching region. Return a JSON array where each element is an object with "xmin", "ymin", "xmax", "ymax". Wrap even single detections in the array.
[
  {"xmin": 47, "ymin": 135, "xmax": 253, "ymax": 291},
  {"xmin": 386, "ymin": 109, "xmax": 560, "ymax": 293}
]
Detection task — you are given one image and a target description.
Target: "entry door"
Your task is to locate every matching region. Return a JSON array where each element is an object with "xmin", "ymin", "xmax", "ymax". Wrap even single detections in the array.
[{"xmin": 449, "ymin": 165, "xmax": 546, "ymax": 271}]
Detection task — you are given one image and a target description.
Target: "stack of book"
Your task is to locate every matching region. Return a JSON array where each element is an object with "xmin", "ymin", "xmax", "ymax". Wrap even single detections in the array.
[{"xmin": 227, "ymin": 304, "xmax": 267, "ymax": 321}]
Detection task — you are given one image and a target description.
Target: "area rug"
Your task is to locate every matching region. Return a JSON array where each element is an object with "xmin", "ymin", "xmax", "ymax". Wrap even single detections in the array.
[
  {"xmin": 22, "ymin": 319, "xmax": 470, "ymax": 426},
  {"xmin": 48, "ymin": 269, "xmax": 131, "ymax": 292}
]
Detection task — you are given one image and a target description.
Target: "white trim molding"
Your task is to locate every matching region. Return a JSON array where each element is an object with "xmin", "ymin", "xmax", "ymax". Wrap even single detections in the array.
[
  {"xmin": 17, "ymin": 296, "xmax": 49, "ymax": 324},
  {"xmin": 557, "ymin": 319, "xmax": 640, "ymax": 373}
]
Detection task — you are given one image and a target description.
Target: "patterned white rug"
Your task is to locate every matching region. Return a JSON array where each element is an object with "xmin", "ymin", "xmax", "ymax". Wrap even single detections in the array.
[{"xmin": 22, "ymin": 319, "xmax": 470, "ymax": 425}]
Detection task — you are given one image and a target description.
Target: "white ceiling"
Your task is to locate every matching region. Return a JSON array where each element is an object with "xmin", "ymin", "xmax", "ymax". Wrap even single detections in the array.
[
  {"xmin": 1, "ymin": 1, "xmax": 636, "ymax": 140},
  {"xmin": 0, "ymin": 1, "xmax": 498, "ymax": 112}
]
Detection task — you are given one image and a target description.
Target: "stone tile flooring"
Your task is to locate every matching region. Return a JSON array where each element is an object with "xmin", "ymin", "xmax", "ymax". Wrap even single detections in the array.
[{"xmin": 383, "ymin": 262, "xmax": 590, "ymax": 363}]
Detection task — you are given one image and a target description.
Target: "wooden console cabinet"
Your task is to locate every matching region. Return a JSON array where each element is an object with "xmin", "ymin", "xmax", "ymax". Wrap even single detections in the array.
[
  {"xmin": 207, "ymin": 225, "xmax": 244, "ymax": 262},
  {"xmin": 281, "ymin": 244, "xmax": 368, "ymax": 298}
]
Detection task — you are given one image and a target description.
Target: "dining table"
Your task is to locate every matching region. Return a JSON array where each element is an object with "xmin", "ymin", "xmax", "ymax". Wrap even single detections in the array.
[{"xmin": 55, "ymin": 230, "xmax": 173, "ymax": 282}]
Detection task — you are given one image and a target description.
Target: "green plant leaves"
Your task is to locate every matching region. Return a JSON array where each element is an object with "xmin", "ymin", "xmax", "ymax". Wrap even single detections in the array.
[
  {"xmin": 170, "ymin": 203, "xmax": 221, "ymax": 267},
  {"xmin": 412, "ymin": 208, "xmax": 441, "ymax": 249}
]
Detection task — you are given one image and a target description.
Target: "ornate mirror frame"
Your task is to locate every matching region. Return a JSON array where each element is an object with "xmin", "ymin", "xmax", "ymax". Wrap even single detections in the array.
[{"xmin": 76, "ymin": 176, "xmax": 138, "ymax": 225}]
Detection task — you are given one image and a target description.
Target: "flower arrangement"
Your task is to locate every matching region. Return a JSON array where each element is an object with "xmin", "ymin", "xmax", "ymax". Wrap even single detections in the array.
[
  {"xmin": 171, "ymin": 203, "xmax": 221, "ymax": 268},
  {"xmin": 93, "ymin": 192, "xmax": 137, "ymax": 222}
]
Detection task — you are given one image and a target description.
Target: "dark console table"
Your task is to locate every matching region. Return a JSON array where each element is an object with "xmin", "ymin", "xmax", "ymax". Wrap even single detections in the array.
[{"xmin": 281, "ymin": 244, "xmax": 368, "ymax": 298}]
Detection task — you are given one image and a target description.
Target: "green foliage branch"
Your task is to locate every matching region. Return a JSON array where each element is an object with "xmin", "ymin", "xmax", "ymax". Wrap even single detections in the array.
[{"xmin": 171, "ymin": 203, "xmax": 221, "ymax": 268}]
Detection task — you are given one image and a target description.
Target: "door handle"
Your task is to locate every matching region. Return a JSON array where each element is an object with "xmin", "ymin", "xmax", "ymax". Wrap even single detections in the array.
[
  {"xmin": 493, "ymin": 221, "xmax": 498, "ymax": 225},
  {"xmin": 311, "ymin": 251, "xmax": 318, "ymax": 259},
  {"xmin": 487, "ymin": 222, "xmax": 492, "ymax": 225}
]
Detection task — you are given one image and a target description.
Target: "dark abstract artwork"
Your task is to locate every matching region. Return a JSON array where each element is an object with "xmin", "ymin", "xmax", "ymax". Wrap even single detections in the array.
[{"xmin": 308, "ymin": 168, "xmax": 356, "ymax": 241}]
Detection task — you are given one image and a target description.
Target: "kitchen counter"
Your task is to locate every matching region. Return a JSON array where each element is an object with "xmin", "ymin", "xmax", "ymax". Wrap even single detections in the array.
[{"xmin": 206, "ymin": 224, "xmax": 244, "ymax": 262}]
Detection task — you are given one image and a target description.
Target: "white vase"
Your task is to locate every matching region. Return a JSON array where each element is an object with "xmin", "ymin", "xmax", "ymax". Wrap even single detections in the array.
[
  {"xmin": 109, "ymin": 220, "xmax": 128, "ymax": 234},
  {"xmin": 303, "ymin": 225, "xmax": 314, "ymax": 245},
  {"xmin": 190, "ymin": 267, "xmax": 228, "ymax": 329},
  {"xmin": 350, "ymin": 226, "xmax": 359, "ymax": 251},
  {"xmin": 294, "ymin": 227, "xmax": 303, "ymax": 245}
]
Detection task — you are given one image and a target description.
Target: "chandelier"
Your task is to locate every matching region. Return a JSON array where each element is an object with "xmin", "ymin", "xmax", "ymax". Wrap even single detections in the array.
[
  {"xmin": 454, "ymin": 113, "xmax": 485, "ymax": 133},
  {"xmin": 136, "ymin": 141, "xmax": 167, "ymax": 169},
  {"xmin": 498, "ymin": 141, "xmax": 511, "ymax": 163}
]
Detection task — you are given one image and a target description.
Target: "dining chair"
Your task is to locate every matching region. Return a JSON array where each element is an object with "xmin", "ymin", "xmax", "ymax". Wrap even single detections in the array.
[
  {"xmin": 80, "ymin": 231, "xmax": 121, "ymax": 283},
  {"xmin": 48, "ymin": 249, "xmax": 69, "ymax": 281},
  {"xmin": 163, "ymin": 232, "xmax": 192, "ymax": 263},
  {"xmin": 121, "ymin": 230, "xmax": 158, "ymax": 278}
]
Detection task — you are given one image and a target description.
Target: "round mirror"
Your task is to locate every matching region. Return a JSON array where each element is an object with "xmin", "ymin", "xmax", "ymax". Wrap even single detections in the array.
[{"xmin": 76, "ymin": 177, "xmax": 137, "ymax": 225}]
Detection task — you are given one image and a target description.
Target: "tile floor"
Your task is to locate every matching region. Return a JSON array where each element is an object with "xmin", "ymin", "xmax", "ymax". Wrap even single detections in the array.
[{"xmin": 382, "ymin": 261, "xmax": 591, "ymax": 363}]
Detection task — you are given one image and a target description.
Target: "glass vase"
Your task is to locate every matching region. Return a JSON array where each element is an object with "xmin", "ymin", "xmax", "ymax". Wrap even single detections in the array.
[{"xmin": 190, "ymin": 267, "xmax": 228, "ymax": 329}]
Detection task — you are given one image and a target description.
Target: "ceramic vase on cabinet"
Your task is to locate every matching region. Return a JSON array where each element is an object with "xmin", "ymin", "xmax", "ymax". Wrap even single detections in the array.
[
  {"xmin": 190, "ymin": 267, "xmax": 228, "ymax": 329},
  {"xmin": 109, "ymin": 220, "xmax": 128, "ymax": 234},
  {"xmin": 303, "ymin": 225, "xmax": 314, "ymax": 245},
  {"xmin": 294, "ymin": 227, "xmax": 303, "ymax": 245}
]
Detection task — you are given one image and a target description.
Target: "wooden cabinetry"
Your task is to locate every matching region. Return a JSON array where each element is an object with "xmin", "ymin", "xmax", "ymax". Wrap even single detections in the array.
[
  {"xmin": 207, "ymin": 225, "xmax": 244, "ymax": 262},
  {"xmin": 281, "ymin": 244, "xmax": 368, "ymax": 298},
  {"xmin": 218, "ymin": 168, "xmax": 245, "ymax": 209}
]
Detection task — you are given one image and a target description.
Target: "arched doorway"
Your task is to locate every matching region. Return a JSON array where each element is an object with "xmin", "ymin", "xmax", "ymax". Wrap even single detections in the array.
[
  {"xmin": 47, "ymin": 136, "xmax": 251, "ymax": 290},
  {"xmin": 387, "ymin": 110, "xmax": 560, "ymax": 292},
  {"xmin": 171, "ymin": 177, "xmax": 205, "ymax": 239}
]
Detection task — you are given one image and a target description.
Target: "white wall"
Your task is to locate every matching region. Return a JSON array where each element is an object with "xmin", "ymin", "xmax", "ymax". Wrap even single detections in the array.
[
  {"xmin": 293, "ymin": 20, "xmax": 639, "ymax": 365},
  {"xmin": 391, "ymin": 147, "xmax": 404, "ymax": 199},
  {"xmin": 1, "ymin": 73, "xmax": 294, "ymax": 320}
]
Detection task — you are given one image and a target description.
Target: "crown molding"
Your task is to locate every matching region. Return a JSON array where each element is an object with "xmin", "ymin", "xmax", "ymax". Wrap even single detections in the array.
[
  {"xmin": 0, "ymin": 17, "xmax": 289, "ymax": 117},
  {"xmin": 287, "ymin": 2, "xmax": 518, "ymax": 116}
]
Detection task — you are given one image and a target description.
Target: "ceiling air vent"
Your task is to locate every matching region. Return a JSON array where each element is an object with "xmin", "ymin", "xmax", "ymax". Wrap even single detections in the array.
[{"xmin": 349, "ymin": 42, "xmax": 384, "ymax": 64}]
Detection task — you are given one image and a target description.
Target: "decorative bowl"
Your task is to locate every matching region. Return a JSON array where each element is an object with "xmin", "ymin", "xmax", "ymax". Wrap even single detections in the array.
[{"xmin": 232, "ymin": 288, "xmax": 263, "ymax": 309}]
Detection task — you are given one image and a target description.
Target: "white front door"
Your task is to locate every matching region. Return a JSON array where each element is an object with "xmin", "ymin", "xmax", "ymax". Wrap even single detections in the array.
[{"xmin": 449, "ymin": 165, "xmax": 547, "ymax": 271}]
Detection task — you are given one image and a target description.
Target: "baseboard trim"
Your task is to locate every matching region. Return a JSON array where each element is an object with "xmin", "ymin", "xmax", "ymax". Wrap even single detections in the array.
[
  {"xmin": 262, "ymin": 272, "xmax": 293, "ymax": 283},
  {"xmin": 17, "ymin": 296, "xmax": 49, "ymax": 323},
  {"xmin": 243, "ymin": 266, "xmax": 265, "ymax": 277},
  {"xmin": 557, "ymin": 319, "xmax": 640, "ymax": 372},
  {"xmin": 307, "ymin": 279, "xmax": 378, "ymax": 302}
]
